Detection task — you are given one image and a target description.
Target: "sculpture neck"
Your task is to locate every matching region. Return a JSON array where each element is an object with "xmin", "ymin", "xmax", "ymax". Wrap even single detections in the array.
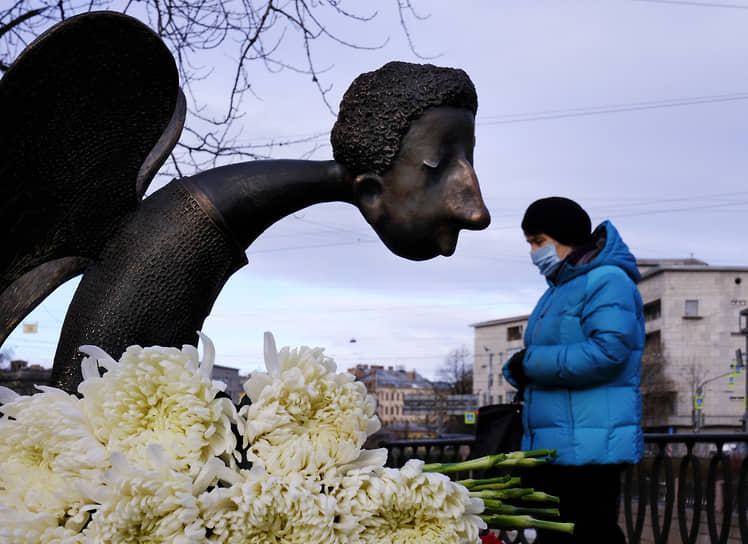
[{"xmin": 181, "ymin": 160, "xmax": 354, "ymax": 249}]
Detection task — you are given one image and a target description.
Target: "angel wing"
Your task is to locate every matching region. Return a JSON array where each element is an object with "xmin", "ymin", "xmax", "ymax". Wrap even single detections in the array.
[{"xmin": 0, "ymin": 11, "xmax": 184, "ymax": 346}]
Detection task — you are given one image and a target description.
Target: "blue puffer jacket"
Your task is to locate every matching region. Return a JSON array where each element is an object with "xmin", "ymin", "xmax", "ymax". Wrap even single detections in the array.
[{"xmin": 503, "ymin": 221, "xmax": 644, "ymax": 465}]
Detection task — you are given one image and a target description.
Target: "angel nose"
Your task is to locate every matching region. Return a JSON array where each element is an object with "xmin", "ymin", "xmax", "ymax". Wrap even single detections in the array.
[{"xmin": 448, "ymin": 159, "xmax": 491, "ymax": 230}]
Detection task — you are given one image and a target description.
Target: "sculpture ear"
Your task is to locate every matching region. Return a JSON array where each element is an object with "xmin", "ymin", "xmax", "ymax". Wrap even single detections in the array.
[{"xmin": 353, "ymin": 173, "xmax": 385, "ymax": 224}]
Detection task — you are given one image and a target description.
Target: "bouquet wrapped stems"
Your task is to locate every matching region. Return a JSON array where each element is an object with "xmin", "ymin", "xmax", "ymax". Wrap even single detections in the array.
[{"xmin": 424, "ymin": 448, "xmax": 575, "ymax": 536}]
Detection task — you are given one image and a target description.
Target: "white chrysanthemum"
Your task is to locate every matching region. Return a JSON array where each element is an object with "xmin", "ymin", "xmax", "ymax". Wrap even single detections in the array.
[
  {"xmin": 0, "ymin": 385, "xmax": 106, "ymax": 518},
  {"xmin": 198, "ymin": 466, "xmax": 349, "ymax": 544},
  {"xmin": 0, "ymin": 506, "xmax": 58, "ymax": 544},
  {"xmin": 334, "ymin": 459, "xmax": 485, "ymax": 544},
  {"xmin": 77, "ymin": 333, "xmax": 237, "ymax": 474},
  {"xmin": 240, "ymin": 332, "xmax": 380, "ymax": 479},
  {"xmin": 0, "ymin": 505, "xmax": 87, "ymax": 543},
  {"xmin": 83, "ymin": 447, "xmax": 205, "ymax": 543}
]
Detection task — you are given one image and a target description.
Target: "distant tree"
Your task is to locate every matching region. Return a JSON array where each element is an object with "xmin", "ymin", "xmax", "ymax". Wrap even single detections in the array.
[
  {"xmin": 639, "ymin": 339, "xmax": 676, "ymax": 429},
  {"xmin": 0, "ymin": 0, "xmax": 428, "ymax": 177},
  {"xmin": 439, "ymin": 345, "xmax": 473, "ymax": 395},
  {"xmin": 681, "ymin": 356, "xmax": 711, "ymax": 432}
]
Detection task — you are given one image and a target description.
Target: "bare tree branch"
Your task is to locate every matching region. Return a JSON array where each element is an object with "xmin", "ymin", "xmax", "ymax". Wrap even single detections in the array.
[
  {"xmin": 0, "ymin": 6, "xmax": 46, "ymax": 42},
  {"xmin": 1, "ymin": 0, "xmax": 428, "ymax": 177},
  {"xmin": 439, "ymin": 345, "xmax": 473, "ymax": 395}
]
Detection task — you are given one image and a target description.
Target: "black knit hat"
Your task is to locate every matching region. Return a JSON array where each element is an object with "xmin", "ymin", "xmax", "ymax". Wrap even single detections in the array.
[{"xmin": 521, "ymin": 197, "xmax": 591, "ymax": 246}]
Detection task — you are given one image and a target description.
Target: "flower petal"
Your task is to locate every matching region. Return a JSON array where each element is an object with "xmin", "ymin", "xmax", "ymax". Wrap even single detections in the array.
[
  {"xmin": 263, "ymin": 331, "xmax": 280, "ymax": 375},
  {"xmin": 196, "ymin": 331, "xmax": 215, "ymax": 378}
]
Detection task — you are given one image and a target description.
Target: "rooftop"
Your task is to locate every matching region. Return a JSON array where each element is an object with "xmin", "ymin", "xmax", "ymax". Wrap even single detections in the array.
[
  {"xmin": 347, "ymin": 364, "xmax": 434, "ymax": 388},
  {"xmin": 471, "ymin": 314, "xmax": 531, "ymax": 329}
]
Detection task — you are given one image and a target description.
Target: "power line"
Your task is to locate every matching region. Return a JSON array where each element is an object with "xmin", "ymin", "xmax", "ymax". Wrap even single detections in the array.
[
  {"xmin": 479, "ymin": 92, "xmax": 748, "ymax": 121},
  {"xmin": 233, "ymin": 91, "xmax": 748, "ymax": 147},
  {"xmin": 602, "ymin": 200, "xmax": 748, "ymax": 219},
  {"xmin": 485, "ymin": 191, "xmax": 748, "ymax": 220},
  {"xmin": 478, "ymin": 93, "xmax": 748, "ymax": 126},
  {"xmin": 633, "ymin": 0, "xmax": 748, "ymax": 9},
  {"xmin": 248, "ymin": 239, "xmax": 377, "ymax": 254}
]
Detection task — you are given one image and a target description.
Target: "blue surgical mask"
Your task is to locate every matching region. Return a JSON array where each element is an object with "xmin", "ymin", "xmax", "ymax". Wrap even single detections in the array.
[{"xmin": 531, "ymin": 243, "xmax": 562, "ymax": 277}]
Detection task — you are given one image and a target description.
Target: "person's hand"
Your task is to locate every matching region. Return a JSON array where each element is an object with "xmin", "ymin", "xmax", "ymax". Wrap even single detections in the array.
[{"xmin": 507, "ymin": 349, "xmax": 527, "ymax": 400}]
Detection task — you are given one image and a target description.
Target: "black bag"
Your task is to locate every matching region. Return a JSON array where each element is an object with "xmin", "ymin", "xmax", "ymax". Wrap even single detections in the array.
[{"xmin": 471, "ymin": 403, "xmax": 523, "ymax": 472}]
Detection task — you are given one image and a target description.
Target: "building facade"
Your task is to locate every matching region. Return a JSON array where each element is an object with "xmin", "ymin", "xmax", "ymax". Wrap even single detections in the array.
[
  {"xmin": 472, "ymin": 315, "xmax": 529, "ymax": 406},
  {"xmin": 0, "ymin": 360, "xmax": 52, "ymax": 395},
  {"xmin": 347, "ymin": 364, "xmax": 438, "ymax": 426},
  {"xmin": 211, "ymin": 364, "xmax": 245, "ymax": 404},
  {"xmin": 637, "ymin": 260, "xmax": 748, "ymax": 432},
  {"xmin": 472, "ymin": 260, "xmax": 748, "ymax": 433}
]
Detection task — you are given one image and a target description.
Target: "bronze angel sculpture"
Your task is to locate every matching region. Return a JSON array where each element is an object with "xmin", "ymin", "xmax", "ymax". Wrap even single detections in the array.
[{"xmin": 0, "ymin": 12, "xmax": 490, "ymax": 393}]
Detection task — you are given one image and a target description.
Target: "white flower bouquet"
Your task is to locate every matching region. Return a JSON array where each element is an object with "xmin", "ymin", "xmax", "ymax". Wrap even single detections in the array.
[{"xmin": 0, "ymin": 332, "xmax": 571, "ymax": 543}]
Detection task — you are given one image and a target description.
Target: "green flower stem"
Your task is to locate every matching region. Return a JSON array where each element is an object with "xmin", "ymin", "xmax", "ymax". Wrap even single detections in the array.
[
  {"xmin": 505, "ymin": 449, "xmax": 557, "ymax": 459},
  {"xmin": 422, "ymin": 453, "xmax": 506, "ymax": 473},
  {"xmin": 467, "ymin": 477, "xmax": 522, "ymax": 491},
  {"xmin": 519, "ymin": 491, "xmax": 560, "ymax": 503},
  {"xmin": 457, "ymin": 475, "xmax": 514, "ymax": 489},
  {"xmin": 482, "ymin": 499, "xmax": 560, "ymax": 517},
  {"xmin": 423, "ymin": 449, "xmax": 556, "ymax": 474},
  {"xmin": 495, "ymin": 458, "xmax": 549, "ymax": 468},
  {"xmin": 482, "ymin": 514, "xmax": 574, "ymax": 534},
  {"xmin": 470, "ymin": 488, "xmax": 535, "ymax": 500}
]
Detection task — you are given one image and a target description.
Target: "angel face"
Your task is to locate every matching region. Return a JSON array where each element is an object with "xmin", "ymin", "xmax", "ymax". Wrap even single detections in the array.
[{"xmin": 354, "ymin": 106, "xmax": 491, "ymax": 260}]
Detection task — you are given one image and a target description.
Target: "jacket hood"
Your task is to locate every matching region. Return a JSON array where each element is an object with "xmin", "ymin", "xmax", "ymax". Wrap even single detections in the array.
[{"xmin": 552, "ymin": 220, "xmax": 641, "ymax": 285}]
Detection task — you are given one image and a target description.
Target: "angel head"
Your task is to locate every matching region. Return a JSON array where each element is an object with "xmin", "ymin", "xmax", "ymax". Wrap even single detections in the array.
[{"xmin": 331, "ymin": 61, "xmax": 490, "ymax": 261}]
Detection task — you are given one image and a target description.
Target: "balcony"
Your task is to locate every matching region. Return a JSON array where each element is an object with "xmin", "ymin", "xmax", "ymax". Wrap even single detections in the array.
[{"xmin": 380, "ymin": 432, "xmax": 748, "ymax": 544}]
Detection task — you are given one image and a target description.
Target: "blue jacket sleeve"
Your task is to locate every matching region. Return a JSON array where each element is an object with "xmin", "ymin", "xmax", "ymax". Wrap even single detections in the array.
[
  {"xmin": 523, "ymin": 267, "xmax": 641, "ymax": 388},
  {"xmin": 502, "ymin": 356, "xmax": 519, "ymax": 388}
]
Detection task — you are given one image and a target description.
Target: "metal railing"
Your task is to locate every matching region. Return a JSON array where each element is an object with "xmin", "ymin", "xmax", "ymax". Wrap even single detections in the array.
[{"xmin": 380, "ymin": 432, "xmax": 748, "ymax": 544}]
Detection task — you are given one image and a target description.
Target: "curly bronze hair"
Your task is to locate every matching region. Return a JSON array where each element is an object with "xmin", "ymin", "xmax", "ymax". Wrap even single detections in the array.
[{"xmin": 331, "ymin": 61, "xmax": 477, "ymax": 176}]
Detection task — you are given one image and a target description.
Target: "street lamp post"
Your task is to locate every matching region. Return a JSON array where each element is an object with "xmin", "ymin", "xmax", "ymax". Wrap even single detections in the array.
[
  {"xmin": 739, "ymin": 308, "xmax": 748, "ymax": 431},
  {"xmin": 694, "ymin": 385, "xmax": 704, "ymax": 432},
  {"xmin": 694, "ymin": 370, "xmax": 737, "ymax": 432},
  {"xmin": 483, "ymin": 346, "xmax": 494, "ymax": 405},
  {"xmin": 693, "ymin": 309, "xmax": 748, "ymax": 432}
]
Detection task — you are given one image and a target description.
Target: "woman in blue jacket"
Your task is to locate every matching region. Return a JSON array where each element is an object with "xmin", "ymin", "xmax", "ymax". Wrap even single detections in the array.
[{"xmin": 503, "ymin": 197, "xmax": 644, "ymax": 544}]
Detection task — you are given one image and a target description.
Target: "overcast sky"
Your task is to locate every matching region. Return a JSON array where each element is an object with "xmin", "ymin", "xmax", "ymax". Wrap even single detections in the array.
[{"xmin": 4, "ymin": 1, "xmax": 748, "ymax": 380}]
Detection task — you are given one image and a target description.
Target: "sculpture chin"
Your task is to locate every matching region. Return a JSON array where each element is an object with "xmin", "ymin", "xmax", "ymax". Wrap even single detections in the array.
[
  {"xmin": 380, "ymin": 232, "xmax": 459, "ymax": 261},
  {"xmin": 438, "ymin": 229, "xmax": 460, "ymax": 257}
]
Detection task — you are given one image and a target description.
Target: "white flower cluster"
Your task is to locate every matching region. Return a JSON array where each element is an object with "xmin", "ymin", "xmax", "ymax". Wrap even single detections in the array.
[
  {"xmin": 241, "ymin": 332, "xmax": 380, "ymax": 481},
  {"xmin": 0, "ymin": 332, "xmax": 485, "ymax": 543}
]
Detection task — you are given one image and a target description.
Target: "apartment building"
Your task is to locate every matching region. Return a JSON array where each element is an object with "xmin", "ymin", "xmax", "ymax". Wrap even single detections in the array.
[
  {"xmin": 637, "ymin": 259, "xmax": 747, "ymax": 431},
  {"xmin": 472, "ymin": 314, "xmax": 529, "ymax": 406},
  {"xmin": 472, "ymin": 259, "xmax": 748, "ymax": 432},
  {"xmin": 347, "ymin": 364, "xmax": 440, "ymax": 426}
]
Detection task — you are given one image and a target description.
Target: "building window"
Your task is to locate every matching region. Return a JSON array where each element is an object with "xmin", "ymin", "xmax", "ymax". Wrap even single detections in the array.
[
  {"xmin": 506, "ymin": 391, "xmax": 516, "ymax": 403},
  {"xmin": 643, "ymin": 299, "xmax": 661, "ymax": 322},
  {"xmin": 684, "ymin": 299, "xmax": 700, "ymax": 318},
  {"xmin": 645, "ymin": 329, "xmax": 661, "ymax": 348},
  {"xmin": 507, "ymin": 325, "xmax": 523, "ymax": 341}
]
